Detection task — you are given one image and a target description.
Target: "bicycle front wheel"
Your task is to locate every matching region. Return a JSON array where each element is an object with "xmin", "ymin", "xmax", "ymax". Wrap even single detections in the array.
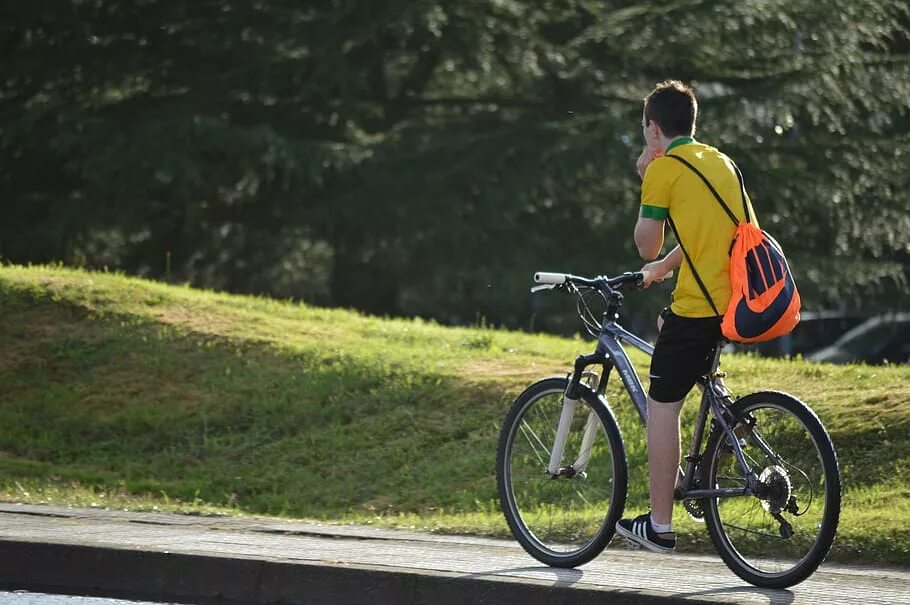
[
  {"xmin": 496, "ymin": 377, "xmax": 627, "ymax": 567},
  {"xmin": 702, "ymin": 391, "xmax": 841, "ymax": 588}
]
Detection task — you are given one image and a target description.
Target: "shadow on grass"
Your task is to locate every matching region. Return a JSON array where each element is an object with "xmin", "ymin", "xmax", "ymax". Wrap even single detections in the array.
[{"xmin": 0, "ymin": 292, "xmax": 511, "ymax": 520}]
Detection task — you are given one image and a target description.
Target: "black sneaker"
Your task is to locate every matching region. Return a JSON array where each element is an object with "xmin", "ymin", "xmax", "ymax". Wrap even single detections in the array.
[{"xmin": 615, "ymin": 513, "xmax": 676, "ymax": 554}]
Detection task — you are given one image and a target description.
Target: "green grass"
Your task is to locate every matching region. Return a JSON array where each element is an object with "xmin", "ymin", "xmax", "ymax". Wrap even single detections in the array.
[{"xmin": 1, "ymin": 264, "xmax": 908, "ymax": 566}]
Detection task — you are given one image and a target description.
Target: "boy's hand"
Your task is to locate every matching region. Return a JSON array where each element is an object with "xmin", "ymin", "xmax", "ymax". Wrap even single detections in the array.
[
  {"xmin": 640, "ymin": 260, "xmax": 674, "ymax": 288},
  {"xmin": 636, "ymin": 145, "xmax": 663, "ymax": 179}
]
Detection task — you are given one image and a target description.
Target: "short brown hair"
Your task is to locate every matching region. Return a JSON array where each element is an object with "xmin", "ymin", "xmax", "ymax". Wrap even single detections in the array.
[{"xmin": 644, "ymin": 80, "xmax": 698, "ymax": 138}]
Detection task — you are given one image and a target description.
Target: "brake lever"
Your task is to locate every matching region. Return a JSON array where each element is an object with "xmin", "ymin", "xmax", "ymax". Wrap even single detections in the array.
[{"xmin": 530, "ymin": 284, "xmax": 556, "ymax": 293}]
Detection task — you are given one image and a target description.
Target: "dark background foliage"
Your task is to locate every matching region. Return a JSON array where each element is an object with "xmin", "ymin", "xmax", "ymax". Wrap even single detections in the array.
[{"xmin": 3, "ymin": 0, "xmax": 909, "ymax": 337}]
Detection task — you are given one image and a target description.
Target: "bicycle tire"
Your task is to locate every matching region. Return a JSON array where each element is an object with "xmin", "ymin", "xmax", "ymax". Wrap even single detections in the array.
[
  {"xmin": 496, "ymin": 376, "xmax": 628, "ymax": 567},
  {"xmin": 701, "ymin": 390, "xmax": 841, "ymax": 588}
]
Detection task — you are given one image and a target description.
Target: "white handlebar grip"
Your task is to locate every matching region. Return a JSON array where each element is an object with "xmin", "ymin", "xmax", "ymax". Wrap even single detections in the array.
[{"xmin": 534, "ymin": 272, "xmax": 568, "ymax": 285}]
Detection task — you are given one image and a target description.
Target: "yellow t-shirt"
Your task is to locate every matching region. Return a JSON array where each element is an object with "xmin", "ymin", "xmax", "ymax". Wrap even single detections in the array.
[{"xmin": 640, "ymin": 138, "xmax": 758, "ymax": 318}]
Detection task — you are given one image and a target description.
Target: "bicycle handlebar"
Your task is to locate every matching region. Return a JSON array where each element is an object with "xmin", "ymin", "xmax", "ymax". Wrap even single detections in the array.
[
  {"xmin": 533, "ymin": 270, "xmax": 672, "ymax": 335},
  {"xmin": 534, "ymin": 271, "xmax": 659, "ymax": 292},
  {"xmin": 533, "ymin": 270, "xmax": 674, "ymax": 291}
]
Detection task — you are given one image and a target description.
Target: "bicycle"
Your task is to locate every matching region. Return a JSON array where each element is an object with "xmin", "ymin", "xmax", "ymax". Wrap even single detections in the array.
[{"xmin": 496, "ymin": 270, "xmax": 841, "ymax": 588}]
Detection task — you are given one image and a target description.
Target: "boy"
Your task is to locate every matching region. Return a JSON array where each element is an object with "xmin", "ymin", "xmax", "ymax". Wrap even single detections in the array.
[{"xmin": 614, "ymin": 80, "xmax": 756, "ymax": 552}]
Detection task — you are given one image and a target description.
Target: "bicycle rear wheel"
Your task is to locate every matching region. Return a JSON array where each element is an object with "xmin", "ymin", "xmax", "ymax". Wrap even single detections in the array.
[
  {"xmin": 702, "ymin": 391, "xmax": 841, "ymax": 588},
  {"xmin": 496, "ymin": 377, "xmax": 627, "ymax": 567}
]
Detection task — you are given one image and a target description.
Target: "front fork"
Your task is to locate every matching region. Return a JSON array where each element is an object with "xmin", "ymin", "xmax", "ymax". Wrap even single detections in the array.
[{"xmin": 547, "ymin": 354, "xmax": 610, "ymax": 477}]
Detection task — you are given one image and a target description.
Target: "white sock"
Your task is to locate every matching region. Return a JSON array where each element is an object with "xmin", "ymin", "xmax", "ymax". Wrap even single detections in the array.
[{"xmin": 650, "ymin": 514, "xmax": 672, "ymax": 534}]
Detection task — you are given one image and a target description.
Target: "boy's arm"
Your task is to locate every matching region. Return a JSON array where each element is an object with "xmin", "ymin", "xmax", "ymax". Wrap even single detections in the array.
[
  {"xmin": 634, "ymin": 216, "xmax": 665, "ymax": 260},
  {"xmin": 641, "ymin": 246, "xmax": 680, "ymax": 288},
  {"xmin": 661, "ymin": 245, "xmax": 682, "ymax": 271}
]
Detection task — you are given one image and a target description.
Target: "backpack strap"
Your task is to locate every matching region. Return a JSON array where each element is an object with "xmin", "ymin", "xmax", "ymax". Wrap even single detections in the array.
[
  {"xmin": 666, "ymin": 215, "xmax": 722, "ymax": 318},
  {"xmin": 730, "ymin": 162, "xmax": 754, "ymax": 224},
  {"xmin": 665, "ymin": 154, "xmax": 752, "ymax": 225}
]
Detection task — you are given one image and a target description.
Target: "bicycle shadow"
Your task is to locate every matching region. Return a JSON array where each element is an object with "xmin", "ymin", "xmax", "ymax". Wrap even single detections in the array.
[
  {"xmin": 670, "ymin": 586, "xmax": 795, "ymax": 605},
  {"xmin": 459, "ymin": 565, "xmax": 585, "ymax": 587},
  {"xmin": 460, "ymin": 566, "xmax": 796, "ymax": 604}
]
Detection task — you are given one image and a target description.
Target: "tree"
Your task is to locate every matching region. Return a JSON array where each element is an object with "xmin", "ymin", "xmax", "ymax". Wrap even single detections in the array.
[{"xmin": 2, "ymin": 1, "xmax": 908, "ymax": 329}]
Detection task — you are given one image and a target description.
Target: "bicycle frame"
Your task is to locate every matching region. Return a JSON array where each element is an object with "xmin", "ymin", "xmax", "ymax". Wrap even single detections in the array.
[{"xmin": 549, "ymin": 307, "xmax": 763, "ymax": 502}]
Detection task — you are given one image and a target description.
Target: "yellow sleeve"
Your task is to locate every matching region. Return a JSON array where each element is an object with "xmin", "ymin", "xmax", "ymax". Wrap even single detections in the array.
[{"xmin": 640, "ymin": 157, "xmax": 674, "ymax": 219}]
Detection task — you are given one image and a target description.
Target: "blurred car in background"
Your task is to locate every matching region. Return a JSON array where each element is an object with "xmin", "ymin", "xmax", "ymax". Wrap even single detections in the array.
[
  {"xmin": 728, "ymin": 311, "xmax": 910, "ymax": 365},
  {"xmin": 734, "ymin": 311, "xmax": 865, "ymax": 359},
  {"xmin": 807, "ymin": 313, "xmax": 910, "ymax": 365}
]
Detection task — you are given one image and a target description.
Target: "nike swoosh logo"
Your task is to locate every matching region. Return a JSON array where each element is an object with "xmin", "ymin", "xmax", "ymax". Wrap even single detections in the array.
[{"xmin": 733, "ymin": 271, "xmax": 795, "ymax": 339}]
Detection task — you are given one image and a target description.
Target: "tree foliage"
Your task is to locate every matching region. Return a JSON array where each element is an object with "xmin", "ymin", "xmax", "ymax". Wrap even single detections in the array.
[{"xmin": 2, "ymin": 0, "xmax": 908, "ymax": 330}]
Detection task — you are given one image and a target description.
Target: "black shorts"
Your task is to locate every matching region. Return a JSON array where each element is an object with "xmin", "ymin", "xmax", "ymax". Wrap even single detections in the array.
[{"xmin": 649, "ymin": 308, "xmax": 722, "ymax": 403}]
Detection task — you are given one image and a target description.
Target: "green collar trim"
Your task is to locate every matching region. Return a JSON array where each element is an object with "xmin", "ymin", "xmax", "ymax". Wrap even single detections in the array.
[{"xmin": 665, "ymin": 136, "xmax": 695, "ymax": 154}]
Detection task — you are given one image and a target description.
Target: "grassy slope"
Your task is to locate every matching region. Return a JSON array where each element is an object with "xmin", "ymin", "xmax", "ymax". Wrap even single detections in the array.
[{"xmin": 0, "ymin": 265, "xmax": 908, "ymax": 565}]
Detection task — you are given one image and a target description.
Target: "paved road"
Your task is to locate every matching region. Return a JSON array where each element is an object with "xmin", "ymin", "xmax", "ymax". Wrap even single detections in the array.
[{"xmin": 0, "ymin": 503, "xmax": 906, "ymax": 604}]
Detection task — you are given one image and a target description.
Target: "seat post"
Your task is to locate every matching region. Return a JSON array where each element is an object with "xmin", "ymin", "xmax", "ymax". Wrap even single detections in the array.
[{"xmin": 707, "ymin": 340, "xmax": 725, "ymax": 378}]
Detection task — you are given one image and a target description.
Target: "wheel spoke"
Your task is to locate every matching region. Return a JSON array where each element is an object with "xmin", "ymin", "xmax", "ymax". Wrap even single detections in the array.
[
  {"xmin": 518, "ymin": 420, "xmax": 551, "ymax": 467},
  {"xmin": 723, "ymin": 522, "xmax": 789, "ymax": 540}
]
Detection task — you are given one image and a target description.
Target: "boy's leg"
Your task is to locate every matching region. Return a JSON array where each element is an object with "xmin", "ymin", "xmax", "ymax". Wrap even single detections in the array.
[
  {"xmin": 647, "ymin": 396, "xmax": 684, "ymax": 527},
  {"xmin": 648, "ymin": 308, "xmax": 684, "ymax": 527},
  {"xmin": 616, "ymin": 309, "xmax": 719, "ymax": 553}
]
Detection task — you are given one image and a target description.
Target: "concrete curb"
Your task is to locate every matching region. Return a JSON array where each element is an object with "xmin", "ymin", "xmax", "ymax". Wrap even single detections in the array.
[
  {"xmin": 1, "ymin": 504, "xmax": 907, "ymax": 605},
  {"xmin": 0, "ymin": 539, "xmax": 704, "ymax": 605}
]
